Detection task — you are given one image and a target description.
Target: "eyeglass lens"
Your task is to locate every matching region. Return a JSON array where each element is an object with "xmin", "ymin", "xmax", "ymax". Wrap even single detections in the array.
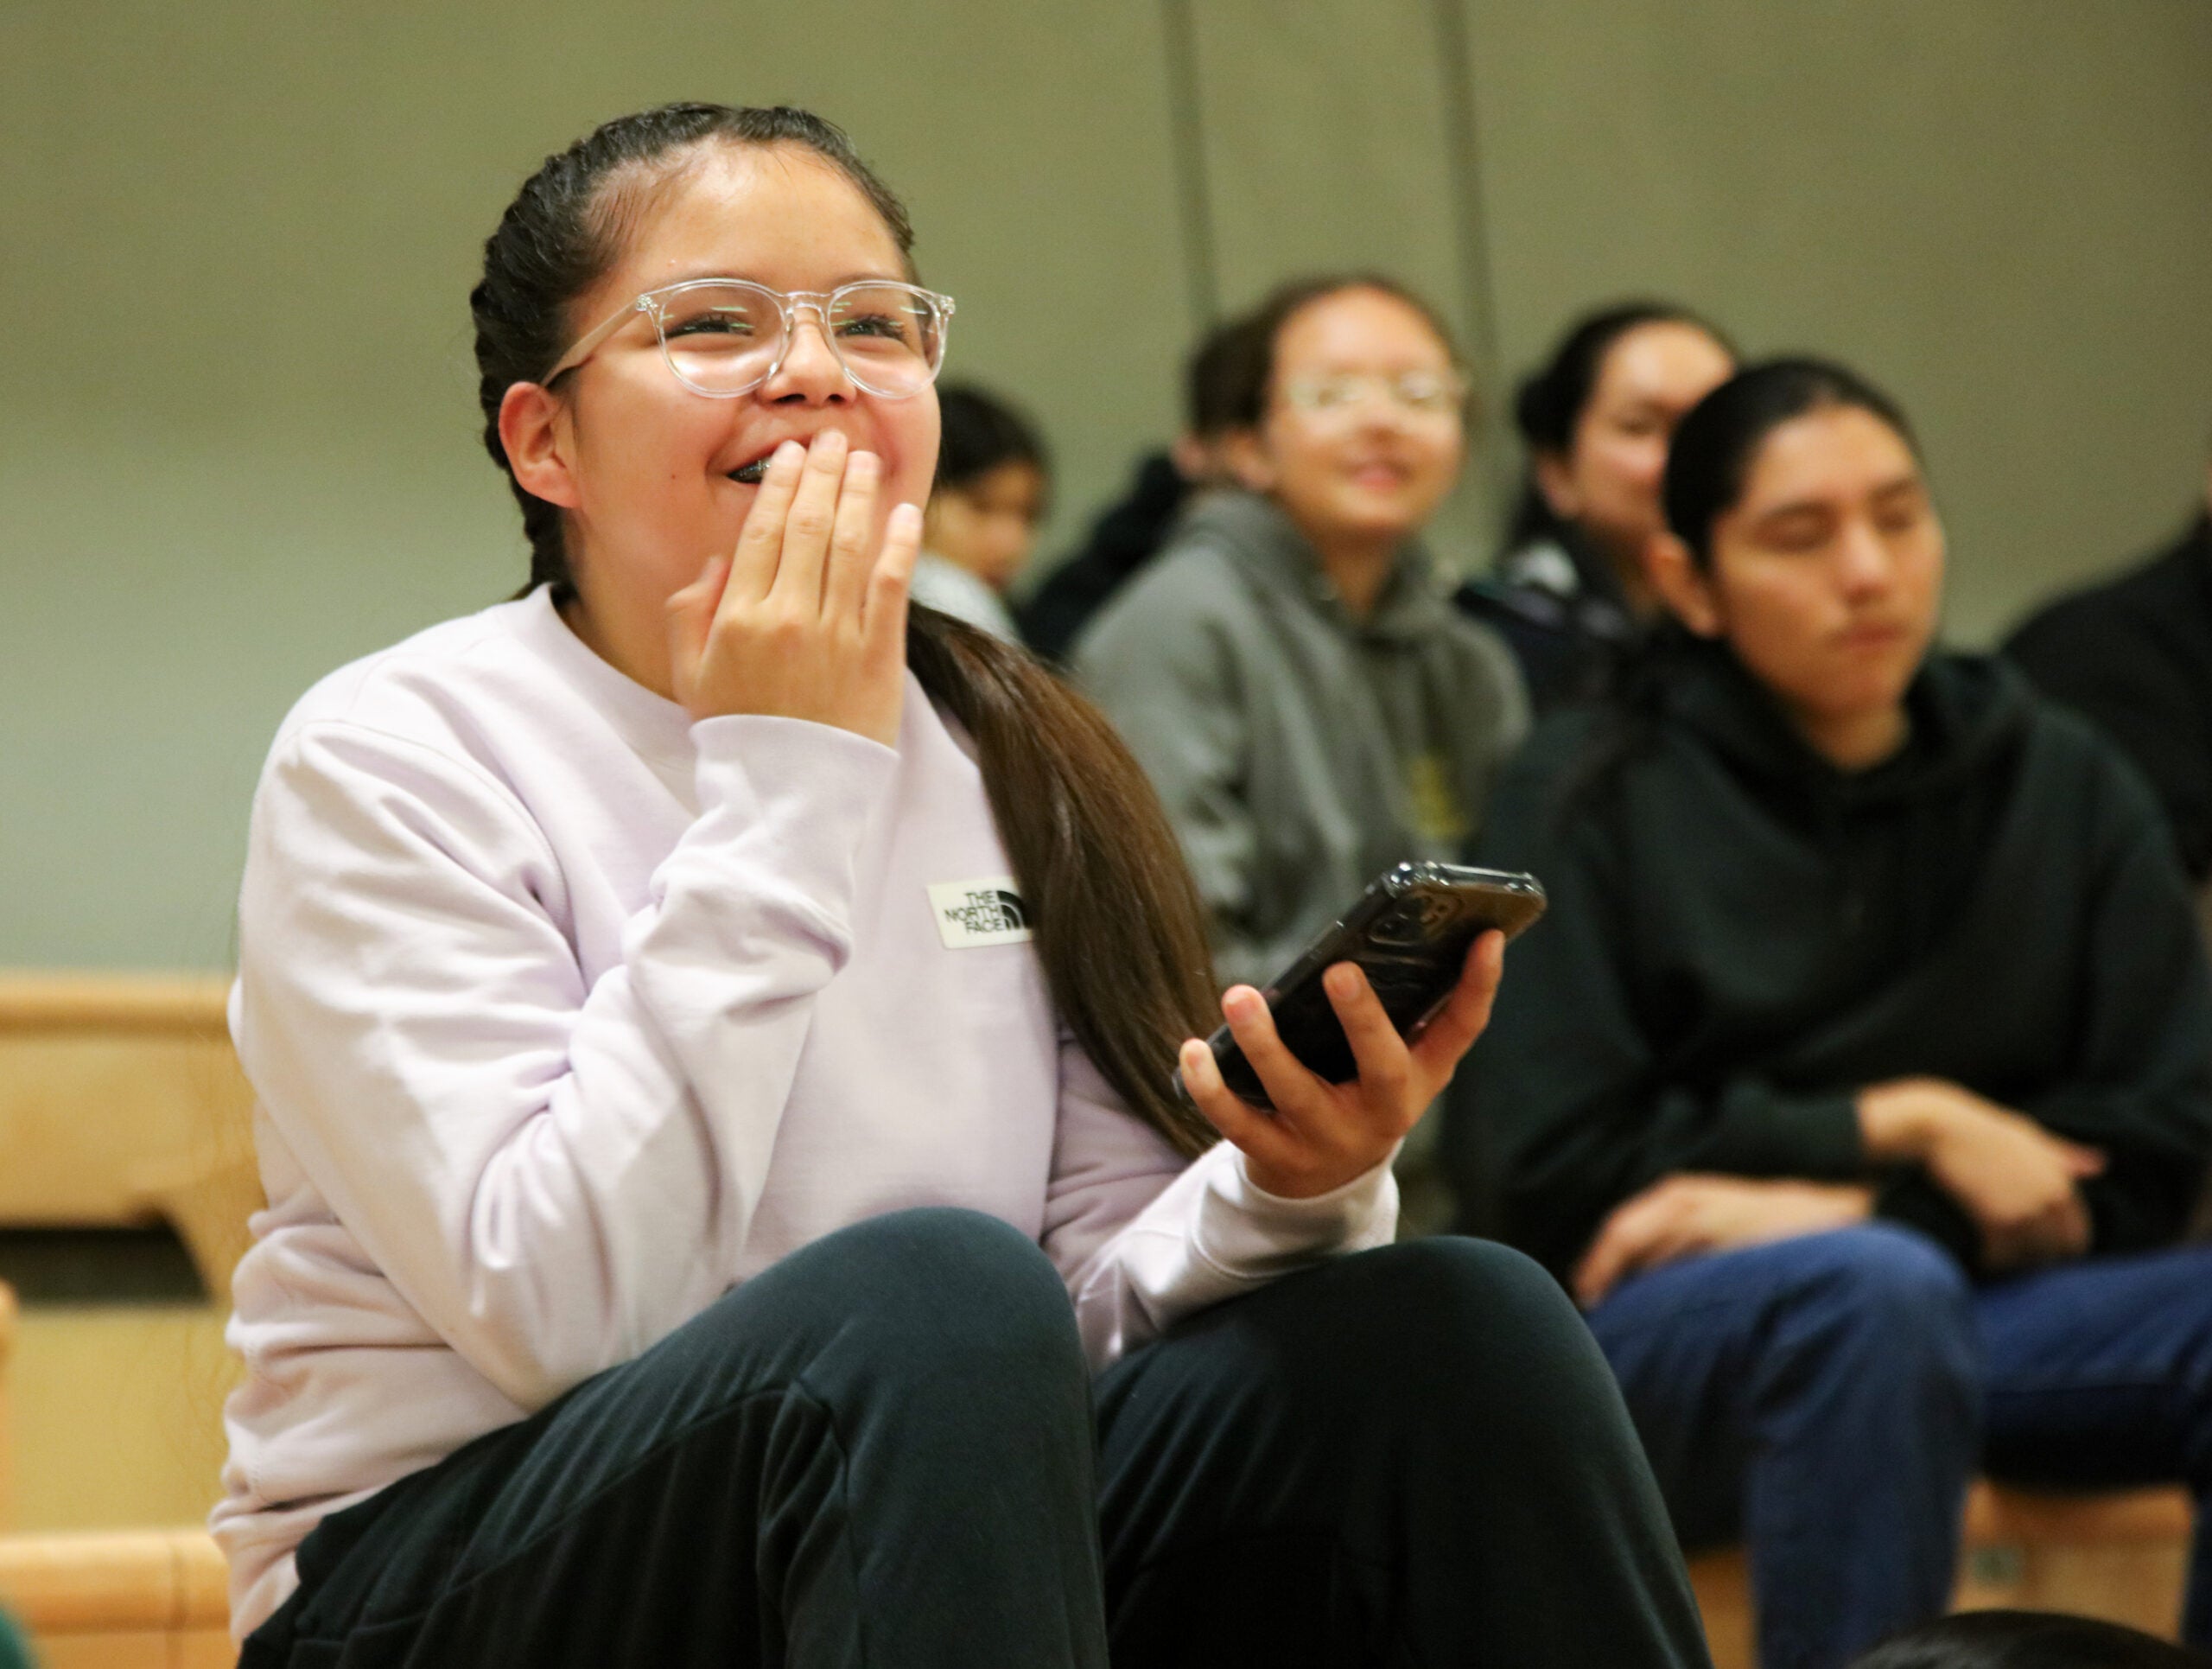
[
  {"xmin": 655, "ymin": 284, "xmax": 945, "ymax": 398},
  {"xmin": 1284, "ymin": 373, "xmax": 1461, "ymax": 415}
]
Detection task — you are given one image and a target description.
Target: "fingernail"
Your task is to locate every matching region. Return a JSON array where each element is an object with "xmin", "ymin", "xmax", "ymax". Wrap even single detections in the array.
[
  {"xmin": 774, "ymin": 440, "xmax": 804, "ymax": 466},
  {"xmin": 889, "ymin": 502, "xmax": 923, "ymax": 537},
  {"xmin": 848, "ymin": 449, "xmax": 879, "ymax": 477},
  {"xmin": 1325, "ymin": 964, "xmax": 1359, "ymax": 999}
]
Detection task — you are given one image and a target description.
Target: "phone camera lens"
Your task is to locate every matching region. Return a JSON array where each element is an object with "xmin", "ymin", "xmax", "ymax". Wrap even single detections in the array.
[{"xmin": 1373, "ymin": 901, "xmax": 1428, "ymax": 946}]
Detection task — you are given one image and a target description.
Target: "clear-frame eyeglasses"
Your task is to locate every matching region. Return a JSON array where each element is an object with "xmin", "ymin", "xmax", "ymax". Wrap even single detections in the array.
[
  {"xmin": 1278, "ymin": 369, "xmax": 1468, "ymax": 419},
  {"xmin": 543, "ymin": 277, "xmax": 957, "ymax": 400}
]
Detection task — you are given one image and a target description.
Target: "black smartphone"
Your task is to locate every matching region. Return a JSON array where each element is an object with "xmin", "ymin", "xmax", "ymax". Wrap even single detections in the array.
[{"xmin": 1174, "ymin": 862, "xmax": 1547, "ymax": 1112}]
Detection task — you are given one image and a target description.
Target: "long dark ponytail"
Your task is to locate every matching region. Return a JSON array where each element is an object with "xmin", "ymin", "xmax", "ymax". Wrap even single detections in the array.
[{"xmin": 473, "ymin": 103, "xmax": 1219, "ymax": 1156}]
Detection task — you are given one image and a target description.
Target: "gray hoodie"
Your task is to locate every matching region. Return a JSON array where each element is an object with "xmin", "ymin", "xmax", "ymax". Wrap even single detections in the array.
[{"xmin": 1075, "ymin": 490, "xmax": 1529, "ymax": 991}]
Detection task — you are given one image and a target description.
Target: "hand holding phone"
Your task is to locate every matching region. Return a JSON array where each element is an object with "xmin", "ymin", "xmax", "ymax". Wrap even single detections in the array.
[
  {"xmin": 1177, "ymin": 863, "xmax": 1546, "ymax": 1112},
  {"xmin": 1172, "ymin": 863, "xmax": 1542, "ymax": 1200}
]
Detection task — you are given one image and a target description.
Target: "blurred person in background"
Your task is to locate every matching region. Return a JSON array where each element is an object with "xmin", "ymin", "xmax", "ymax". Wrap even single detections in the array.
[
  {"xmin": 908, "ymin": 382, "xmax": 1047, "ymax": 641},
  {"xmin": 1448, "ymin": 359, "xmax": 2212, "ymax": 1669},
  {"xmin": 2005, "ymin": 436, "xmax": 2212, "ymax": 887},
  {"xmin": 1459, "ymin": 302, "xmax": 1737, "ymax": 712},
  {"xmin": 1075, "ymin": 274, "xmax": 1528, "ymax": 992},
  {"xmin": 1020, "ymin": 314, "xmax": 1264, "ymax": 663}
]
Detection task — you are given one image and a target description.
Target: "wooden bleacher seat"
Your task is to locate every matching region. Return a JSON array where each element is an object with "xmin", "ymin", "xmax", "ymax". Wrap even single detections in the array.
[
  {"xmin": 1688, "ymin": 1479, "xmax": 2193, "ymax": 1669},
  {"xmin": 0, "ymin": 1526, "xmax": 232, "ymax": 1669},
  {"xmin": 0, "ymin": 1281, "xmax": 13, "ymax": 1531},
  {"xmin": 0, "ymin": 974, "xmax": 251, "ymax": 1666},
  {"xmin": 0, "ymin": 1275, "xmax": 235, "ymax": 1669},
  {"xmin": 0, "ymin": 976, "xmax": 259, "ymax": 1305}
]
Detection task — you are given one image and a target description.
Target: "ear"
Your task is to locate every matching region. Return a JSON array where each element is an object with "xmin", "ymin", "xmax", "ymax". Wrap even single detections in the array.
[
  {"xmin": 1168, "ymin": 431, "xmax": 1217, "ymax": 485},
  {"xmin": 1220, "ymin": 427, "xmax": 1274, "ymax": 494},
  {"xmin": 498, "ymin": 382, "xmax": 582, "ymax": 511},
  {"xmin": 1532, "ymin": 449, "xmax": 1580, "ymax": 521},
  {"xmin": 1645, "ymin": 531, "xmax": 1726, "ymax": 637}
]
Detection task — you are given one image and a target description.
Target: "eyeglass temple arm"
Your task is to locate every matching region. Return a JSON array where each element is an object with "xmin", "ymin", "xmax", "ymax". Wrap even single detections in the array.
[{"xmin": 541, "ymin": 296, "xmax": 651, "ymax": 385}]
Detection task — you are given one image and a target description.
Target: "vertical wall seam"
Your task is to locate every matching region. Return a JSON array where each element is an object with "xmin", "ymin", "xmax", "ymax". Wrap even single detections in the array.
[
  {"xmin": 1160, "ymin": 0, "xmax": 1221, "ymax": 331},
  {"xmin": 1427, "ymin": 0, "xmax": 1510, "ymax": 517}
]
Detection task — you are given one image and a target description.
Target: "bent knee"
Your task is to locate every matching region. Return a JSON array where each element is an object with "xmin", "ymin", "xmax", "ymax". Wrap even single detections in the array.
[
  {"xmin": 1793, "ymin": 1224, "xmax": 1972, "ymax": 1325},
  {"xmin": 1285, "ymin": 1236, "xmax": 1592, "ymax": 1371},
  {"xmin": 1763, "ymin": 1226, "xmax": 1979, "ymax": 1403},
  {"xmin": 809, "ymin": 1207, "xmax": 1081, "ymax": 1371}
]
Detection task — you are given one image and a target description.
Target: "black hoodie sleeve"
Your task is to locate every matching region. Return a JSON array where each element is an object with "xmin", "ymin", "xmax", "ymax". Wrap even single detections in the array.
[
  {"xmin": 1446, "ymin": 736, "xmax": 1865, "ymax": 1280},
  {"xmin": 2016, "ymin": 743, "xmax": 2212, "ymax": 1255},
  {"xmin": 1883, "ymin": 741, "xmax": 2212, "ymax": 1270}
]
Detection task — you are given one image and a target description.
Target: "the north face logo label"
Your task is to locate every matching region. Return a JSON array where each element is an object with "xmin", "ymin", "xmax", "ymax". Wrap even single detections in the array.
[{"xmin": 929, "ymin": 877, "xmax": 1034, "ymax": 948}]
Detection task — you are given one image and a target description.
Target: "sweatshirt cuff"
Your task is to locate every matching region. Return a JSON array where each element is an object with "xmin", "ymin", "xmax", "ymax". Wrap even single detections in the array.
[
  {"xmin": 1190, "ymin": 1143, "xmax": 1401, "ymax": 1280},
  {"xmin": 1707, "ymin": 1084, "xmax": 1866, "ymax": 1181}
]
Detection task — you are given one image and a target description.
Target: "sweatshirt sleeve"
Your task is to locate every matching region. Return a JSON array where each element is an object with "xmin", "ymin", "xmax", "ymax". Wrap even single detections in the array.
[
  {"xmin": 2016, "ymin": 751, "xmax": 2212, "ymax": 1255},
  {"xmin": 1872, "ymin": 746, "xmax": 2212, "ymax": 1271},
  {"xmin": 233, "ymin": 712, "xmax": 895, "ymax": 1411},
  {"xmin": 1447, "ymin": 746, "xmax": 1864, "ymax": 1278},
  {"xmin": 1039, "ymin": 1038, "xmax": 1397, "ymax": 1368},
  {"xmin": 1075, "ymin": 582, "xmax": 1282, "ymax": 991}
]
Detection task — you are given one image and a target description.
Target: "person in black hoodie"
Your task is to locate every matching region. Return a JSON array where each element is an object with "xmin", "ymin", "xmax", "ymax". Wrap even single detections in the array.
[
  {"xmin": 1447, "ymin": 360, "xmax": 2212, "ymax": 1669},
  {"xmin": 2005, "ymin": 449, "xmax": 2212, "ymax": 884}
]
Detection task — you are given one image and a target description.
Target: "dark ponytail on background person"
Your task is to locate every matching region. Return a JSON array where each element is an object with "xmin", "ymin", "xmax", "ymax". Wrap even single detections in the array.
[
  {"xmin": 1506, "ymin": 301, "xmax": 1734, "ymax": 551},
  {"xmin": 473, "ymin": 103, "xmax": 1219, "ymax": 1156}
]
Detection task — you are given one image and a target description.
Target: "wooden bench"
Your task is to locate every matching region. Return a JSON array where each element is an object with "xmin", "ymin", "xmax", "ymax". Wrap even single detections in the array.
[
  {"xmin": 0, "ymin": 976, "xmax": 253, "ymax": 1666},
  {"xmin": 1688, "ymin": 1480, "xmax": 2193, "ymax": 1669},
  {"xmin": 0, "ymin": 1526, "xmax": 232, "ymax": 1669},
  {"xmin": 0, "ymin": 975, "xmax": 259, "ymax": 1305},
  {"xmin": 0, "ymin": 1277, "xmax": 233, "ymax": 1667}
]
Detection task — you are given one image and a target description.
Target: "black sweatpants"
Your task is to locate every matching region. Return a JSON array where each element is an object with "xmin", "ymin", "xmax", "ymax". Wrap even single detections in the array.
[{"xmin": 240, "ymin": 1208, "xmax": 1708, "ymax": 1667}]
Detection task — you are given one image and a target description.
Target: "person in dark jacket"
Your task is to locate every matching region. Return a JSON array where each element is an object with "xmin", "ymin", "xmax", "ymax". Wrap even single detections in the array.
[
  {"xmin": 1457, "ymin": 302, "xmax": 1736, "ymax": 712},
  {"xmin": 2005, "ymin": 451, "xmax": 2212, "ymax": 883},
  {"xmin": 1018, "ymin": 315, "xmax": 1266, "ymax": 664},
  {"xmin": 1448, "ymin": 359, "xmax": 2212, "ymax": 1669}
]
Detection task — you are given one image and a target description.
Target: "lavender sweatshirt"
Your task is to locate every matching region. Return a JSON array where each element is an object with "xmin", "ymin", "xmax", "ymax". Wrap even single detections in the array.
[{"xmin": 213, "ymin": 589, "xmax": 1396, "ymax": 1637}]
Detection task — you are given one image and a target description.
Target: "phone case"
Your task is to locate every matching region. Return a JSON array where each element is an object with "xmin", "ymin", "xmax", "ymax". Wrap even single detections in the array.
[{"xmin": 1177, "ymin": 862, "xmax": 1547, "ymax": 1112}]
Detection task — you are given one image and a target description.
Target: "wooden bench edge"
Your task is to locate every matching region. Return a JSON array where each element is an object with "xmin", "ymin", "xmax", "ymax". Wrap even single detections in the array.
[
  {"xmin": 0, "ymin": 975, "xmax": 232, "ymax": 1034},
  {"xmin": 0, "ymin": 1527, "xmax": 228, "ymax": 1632}
]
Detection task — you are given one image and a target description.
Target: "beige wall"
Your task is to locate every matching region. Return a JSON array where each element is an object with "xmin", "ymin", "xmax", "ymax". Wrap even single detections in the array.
[
  {"xmin": 4, "ymin": 1, "xmax": 2209, "ymax": 968},
  {"xmin": 1466, "ymin": 0, "xmax": 2212, "ymax": 644}
]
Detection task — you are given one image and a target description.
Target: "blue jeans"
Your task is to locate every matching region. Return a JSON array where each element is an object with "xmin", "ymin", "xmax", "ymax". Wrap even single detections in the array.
[{"xmin": 1586, "ymin": 1224, "xmax": 2212, "ymax": 1669}]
